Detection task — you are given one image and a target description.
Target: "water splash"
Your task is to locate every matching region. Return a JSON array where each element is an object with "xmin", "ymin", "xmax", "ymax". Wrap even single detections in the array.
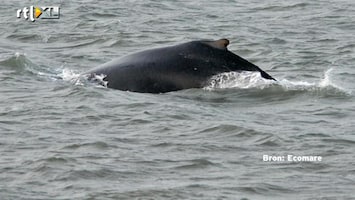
[
  {"xmin": 319, "ymin": 68, "xmax": 336, "ymax": 88},
  {"xmin": 205, "ymin": 68, "xmax": 351, "ymax": 95},
  {"xmin": 58, "ymin": 69, "xmax": 108, "ymax": 88},
  {"xmin": 57, "ymin": 67, "xmax": 350, "ymax": 96},
  {"xmin": 206, "ymin": 71, "xmax": 275, "ymax": 90},
  {"xmin": 59, "ymin": 68, "xmax": 83, "ymax": 85}
]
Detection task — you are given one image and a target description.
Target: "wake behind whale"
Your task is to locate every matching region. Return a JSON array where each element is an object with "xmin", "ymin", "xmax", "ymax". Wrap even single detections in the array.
[{"xmin": 1, "ymin": 52, "xmax": 347, "ymax": 97}]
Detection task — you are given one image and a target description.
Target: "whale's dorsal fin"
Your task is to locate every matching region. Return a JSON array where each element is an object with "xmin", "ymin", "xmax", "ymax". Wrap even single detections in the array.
[{"xmin": 205, "ymin": 39, "xmax": 230, "ymax": 50}]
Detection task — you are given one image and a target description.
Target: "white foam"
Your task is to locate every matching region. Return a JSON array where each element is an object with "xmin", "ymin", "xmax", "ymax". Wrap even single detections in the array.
[
  {"xmin": 205, "ymin": 68, "xmax": 350, "ymax": 94},
  {"xmin": 15, "ymin": 52, "xmax": 22, "ymax": 58},
  {"xmin": 61, "ymin": 68, "xmax": 80, "ymax": 81},
  {"xmin": 316, "ymin": 68, "xmax": 351, "ymax": 95},
  {"xmin": 319, "ymin": 68, "xmax": 339, "ymax": 88},
  {"xmin": 57, "ymin": 68, "xmax": 109, "ymax": 88},
  {"xmin": 58, "ymin": 68, "xmax": 85, "ymax": 86},
  {"xmin": 205, "ymin": 71, "xmax": 275, "ymax": 90}
]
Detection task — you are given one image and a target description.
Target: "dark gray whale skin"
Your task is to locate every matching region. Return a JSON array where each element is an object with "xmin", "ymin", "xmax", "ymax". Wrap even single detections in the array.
[{"xmin": 85, "ymin": 39, "xmax": 275, "ymax": 93}]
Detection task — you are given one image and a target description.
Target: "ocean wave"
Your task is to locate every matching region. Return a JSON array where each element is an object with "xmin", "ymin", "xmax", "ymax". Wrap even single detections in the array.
[
  {"xmin": 0, "ymin": 53, "xmax": 60, "ymax": 81},
  {"xmin": 0, "ymin": 52, "xmax": 33, "ymax": 72}
]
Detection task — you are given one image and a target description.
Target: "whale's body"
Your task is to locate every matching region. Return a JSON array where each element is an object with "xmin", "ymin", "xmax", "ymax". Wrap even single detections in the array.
[{"xmin": 85, "ymin": 39, "xmax": 275, "ymax": 93}]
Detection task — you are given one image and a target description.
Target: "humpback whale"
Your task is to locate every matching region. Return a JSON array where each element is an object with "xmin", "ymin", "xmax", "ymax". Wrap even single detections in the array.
[{"xmin": 85, "ymin": 39, "xmax": 275, "ymax": 93}]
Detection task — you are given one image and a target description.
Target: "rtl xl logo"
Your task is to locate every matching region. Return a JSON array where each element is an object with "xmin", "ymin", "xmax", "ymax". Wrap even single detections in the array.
[{"xmin": 17, "ymin": 6, "xmax": 60, "ymax": 22}]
